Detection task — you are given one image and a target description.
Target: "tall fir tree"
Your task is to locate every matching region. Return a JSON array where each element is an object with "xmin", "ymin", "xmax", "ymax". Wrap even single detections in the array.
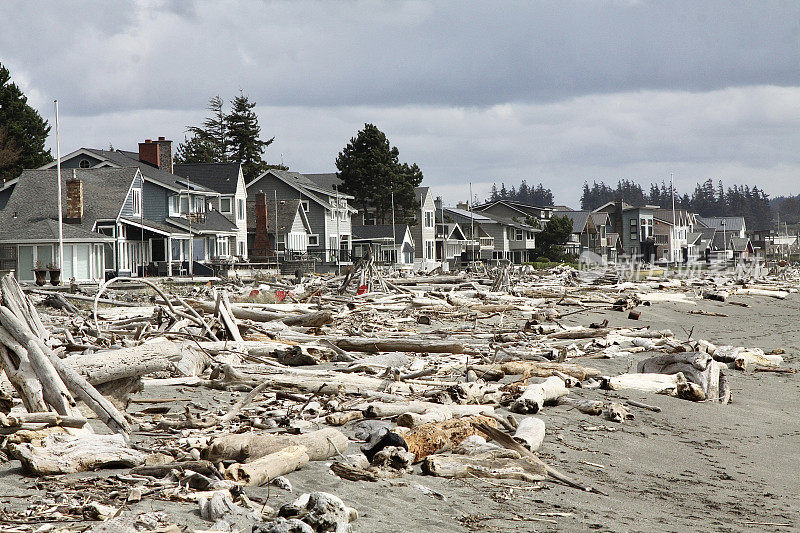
[
  {"xmin": 225, "ymin": 92, "xmax": 274, "ymax": 182},
  {"xmin": 336, "ymin": 123, "xmax": 423, "ymax": 225},
  {"xmin": 0, "ymin": 62, "xmax": 53, "ymax": 180},
  {"xmin": 175, "ymin": 96, "xmax": 228, "ymax": 164}
]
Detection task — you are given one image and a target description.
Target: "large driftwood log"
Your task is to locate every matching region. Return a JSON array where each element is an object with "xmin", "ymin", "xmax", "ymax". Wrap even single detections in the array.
[
  {"xmin": 334, "ymin": 337, "xmax": 464, "ymax": 354},
  {"xmin": 225, "ymin": 445, "xmax": 310, "ymax": 486},
  {"xmin": 401, "ymin": 415, "xmax": 497, "ymax": 462},
  {"xmin": 61, "ymin": 341, "xmax": 179, "ymax": 385},
  {"xmin": 510, "ymin": 376, "xmax": 568, "ymax": 414},
  {"xmin": 513, "ymin": 417, "xmax": 545, "ymax": 451},
  {"xmin": 9, "ymin": 433, "xmax": 145, "ymax": 475},
  {"xmin": 363, "ymin": 401, "xmax": 492, "ymax": 419},
  {"xmin": 0, "ymin": 329, "xmax": 47, "ymax": 412},
  {"xmin": 203, "ymin": 427, "xmax": 348, "ymax": 463},
  {"xmin": 191, "ymin": 300, "xmax": 333, "ymax": 327},
  {"xmin": 604, "ymin": 373, "xmax": 680, "ymax": 393},
  {"xmin": 736, "ymin": 288, "xmax": 788, "ymax": 299},
  {"xmin": 470, "ymin": 362, "xmax": 600, "ymax": 381},
  {"xmin": 422, "ymin": 450, "xmax": 546, "ymax": 481}
]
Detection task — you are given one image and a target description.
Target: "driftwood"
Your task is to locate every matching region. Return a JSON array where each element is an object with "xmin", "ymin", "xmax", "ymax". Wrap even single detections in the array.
[
  {"xmin": 400, "ymin": 415, "xmax": 497, "ymax": 462},
  {"xmin": 637, "ymin": 352, "xmax": 730, "ymax": 402},
  {"xmin": 334, "ymin": 337, "xmax": 464, "ymax": 354},
  {"xmin": 131, "ymin": 460, "xmax": 220, "ymax": 478},
  {"xmin": 422, "ymin": 450, "xmax": 546, "ymax": 482},
  {"xmin": 604, "ymin": 373, "xmax": 681, "ymax": 393},
  {"xmin": 225, "ymin": 445, "xmax": 310, "ymax": 486},
  {"xmin": 0, "ymin": 328, "xmax": 48, "ymax": 412},
  {"xmin": 191, "ymin": 299, "xmax": 333, "ymax": 327},
  {"xmin": 513, "ymin": 417, "xmax": 545, "ymax": 451},
  {"xmin": 61, "ymin": 341, "xmax": 178, "ymax": 385},
  {"xmin": 557, "ymin": 396, "xmax": 604, "ymax": 415},
  {"xmin": 9, "ymin": 433, "xmax": 145, "ymax": 475},
  {"xmin": 736, "ymin": 288, "xmax": 788, "ymax": 299},
  {"xmin": 511, "ymin": 376, "xmax": 568, "ymax": 414},
  {"xmin": 363, "ymin": 401, "xmax": 491, "ymax": 419},
  {"xmin": 471, "ymin": 362, "xmax": 600, "ymax": 381},
  {"xmin": 203, "ymin": 427, "xmax": 348, "ymax": 462}
]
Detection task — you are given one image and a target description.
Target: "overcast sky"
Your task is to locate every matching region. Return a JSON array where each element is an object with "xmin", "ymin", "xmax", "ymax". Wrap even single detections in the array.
[{"xmin": 2, "ymin": 0, "xmax": 798, "ymax": 206}]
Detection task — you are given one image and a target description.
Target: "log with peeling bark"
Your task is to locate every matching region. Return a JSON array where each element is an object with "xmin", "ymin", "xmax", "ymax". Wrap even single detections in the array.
[
  {"xmin": 224, "ymin": 445, "xmax": 310, "ymax": 486},
  {"xmin": 511, "ymin": 376, "xmax": 569, "ymax": 414},
  {"xmin": 9, "ymin": 433, "xmax": 145, "ymax": 475},
  {"xmin": 470, "ymin": 362, "xmax": 600, "ymax": 381},
  {"xmin": 400, "ymin": 415, "xmax": 497, "ymax": 462},
  {"xmin": 203, "ymin": 427, "xmax": 348, "ymax": 463},
  {"xmin": 422, "ymin": 450, "xmax": 546, "ymax": 481}
]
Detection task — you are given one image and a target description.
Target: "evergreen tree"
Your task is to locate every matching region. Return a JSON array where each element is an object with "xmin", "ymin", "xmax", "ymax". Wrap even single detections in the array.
[
  {"xmin": 489, "ymin": 183, "xmax": 499, "ymax": 202},
  {"xmin": 225, "ymin": 92, "xmax": 274, "ymax": 182},
  {"xmin": 499, "ymin": 183, "xmax": 508, "ymax": 200},
  {"xmin": 0, "ymin": 62, "xmax": 53, "ymax": 180},
  {"xmin": 336, "ymin": 123, "xmax": 423, "ymax": 225},
  {"xmin": 175, "ymin": 96, "xmax": 228, "ymax": 164}
]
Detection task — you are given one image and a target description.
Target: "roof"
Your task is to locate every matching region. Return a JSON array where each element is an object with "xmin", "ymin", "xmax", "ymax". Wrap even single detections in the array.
[
  {"xmin": 248, "ymin": 170, "xmax": 354, "ymax": 205},
  {"xmin": 730, "ymin": 237, "xmax": 752, "ymax": 252},
  {"xmin": 697, "ymin": 216, "xmax": 746, "ymax": 232},
  {"xmin": 590, "ymin": 212, "xmax": 610, "ymax": 226},
  {"xmin": 302, "ymin": 173, "xmax": 342, "ymax": 191},
  {"xmin": 554, "ymin": 210, "xmax": 590, "ymax": 234},
  {"xmin": 0, "ymin": 168, "xmax": 138, "ymax": 242},
  {"xmin": 165, "ymin": 210, "xmax": 238, "ymax": 234},
  {"xmin": 352, "ymin": 224, "xmax": 410, "ymax": 243},
  {"xmin": 686, "ymin": 231, "xmax": 703, "ymax": 245},
  {"xmin": 473, "ymin": 200, "xmax": 554, "ymax": 217},
  {"xmin": 443, "ymin": 207, "xmax": 494, "ymax": 223},
  {"xmin": 173, "ymin": 163, "xmax": 242, "ymax": 195},
  {"xmin": 246, "ymin": 198, "xmax": 310, "ymax": 234}
]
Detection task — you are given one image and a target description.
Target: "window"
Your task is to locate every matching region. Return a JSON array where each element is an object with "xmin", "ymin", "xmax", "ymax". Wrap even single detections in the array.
[
  {"xmin": 169, "ymin": 196, "xmax": 180, "ymax": 216},
  {"xmin": 220, "ymin": 197, "xmax": 232, "ymax": 213},
  {"xmin": 193, "ymin": 196, "xmax": 205, "ymax": 213},
  {"xmin": 238, "ymin": 241, "xmax": 245, "ymax": 257},
  {"xmin": 180, "ymin": 196, "xmax": 189, "ymax": 215},
  {"xmin": 308, "ymin": 234, "xmax": 319, "ymax": 246},
  {"xmin": 301, "ymin": 200, "xmax": 310, "ymax": 212},
  {"xmin": 79, "ymin": 159, "xmax": 91, "ymax": 168},
  {"xmin": 424, "ymin": 211, "xmax": 435, "ymax": 228},
  {"xmin": 131, "ymin": 188, "xmax": 142, "ymax": 216},
  {"xmin": 237, "ymin": 199, "xmax": 245, "ymax": 221},
  {"xmin": 216, "ymin": 237, "xmax": 229, "ymax": 257},
  {"xmin": 425, "ymin": 240, "xmax": 435, "ymax": 259},
  {"xmin": 515, "ymin": 229, "xmax": 523, "ymax": 241}
]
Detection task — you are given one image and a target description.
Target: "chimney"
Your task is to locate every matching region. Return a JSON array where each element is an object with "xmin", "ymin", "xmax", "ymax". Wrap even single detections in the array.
[
  {"xmin": 456, "ymin": 202, "xmax": 469, "ymax": 210},
  {"xmin": 65, "ymin": 172, "xmax": 83, "ymax": 223},
  {"xmin": 253, "ymin": 192, "xmax": 270, "ymax": 259},
  {"xmin": 138, "ymin": 137, "xmax": 173, "ymax": 173}
]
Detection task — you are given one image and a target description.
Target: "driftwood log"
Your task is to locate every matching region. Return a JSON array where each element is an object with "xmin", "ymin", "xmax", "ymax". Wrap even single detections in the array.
[
  {"xmin": 400, "ymin": 415, "xmax": 497, "ymax": 462},
  {"xmin": 225, "ymin": 445, "xmax": 310, "ymax": 486},
  {"xmin": 10, "ymin": 433, "xmax": 145, "ymax": 475},
  {"xmin": 203, "ymin": 427, "xmax": 348, "ymax": 463},
  {"xmin": 511, "ymin": 376, "xmax": 569, "ymax": 414}
]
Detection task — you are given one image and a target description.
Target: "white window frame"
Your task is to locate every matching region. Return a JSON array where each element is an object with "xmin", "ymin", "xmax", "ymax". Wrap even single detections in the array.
[
  {"xmin": 237, "ymin": 198, "xmax": 245, "ymax": 221},
  {"xmin": 301, "ymin": 200, "xmax": 310, "ymax": 212},
  {"xmin": 424, "ymin": 211, "xmax": 435, "ymax": 228},
  {"xmin": 308, "ymin": 234, "xmax": 319, "ymax": 246},
  {"xmin": 131, "ymin": 188, "xmax": 142, "ymax": 217},
  {"xmin": 220, "ymin": 197, "xmax": 233, "ymax": 214}
]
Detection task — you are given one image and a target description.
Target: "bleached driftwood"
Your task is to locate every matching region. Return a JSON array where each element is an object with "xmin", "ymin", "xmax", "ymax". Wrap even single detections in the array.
[
  {"xmin": 422, "ymin": 450, "xmax": 546, "ymax": 481},
  {"xmin": 61, "ymin": 342, "xmax": 178, "ymax": 385},
  {"xmin": 203, "ymin": 427, "xmax": 348, "ymax": 463},
  {"xmin": 225, "ymin": 445, "xmax": 310, "ymax": 486},
  {"xmin": 9, "ymin": 433, "xmax": 145, "ymax": 475},
  {"xmin": 736, "ymin": 288, "xmax": 788, "ymax": 299},
  {"xmin": 363, "ymin": 401, "xmax": 492, "ymax": 419},
  {"xmin": 396, "ymin": 408, "xmax": 451, "ymax": 428},
  {"xmin": 510, "ymin": 376, "xmax": 568, "ymax": 414},
  {"xmin": 557, "ymin": 396, "xmax": 604, "ymax": 415},
  {"xmin": 470, "ymin": 362, "xmax": 600, "ymax": 381},
  {"xmin": 604, "ymin": 373, "xmax": 681, "ymax": 393},
  {"xmin": 512, "ymin": 417, "xmax": 545, "ymax": 451}
]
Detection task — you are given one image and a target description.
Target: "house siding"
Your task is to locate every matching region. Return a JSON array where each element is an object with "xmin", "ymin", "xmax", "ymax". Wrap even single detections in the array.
[
  {"xmin": 120, "ymin": 172, "xmax": 143, "ymax": 218},
  {"xmin": 143, "ymin": 181, "xmax": 169, "ymax": 222},
  {"xmin": 412, "ymin": 190, "xmax": 436, "ymax": 261}
]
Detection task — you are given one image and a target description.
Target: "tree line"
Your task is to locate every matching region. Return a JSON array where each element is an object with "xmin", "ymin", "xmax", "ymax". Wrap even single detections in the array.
[
  {"xmin": 580, "ymin": 179, "xmax": 774, "ymax": 230},
  {"xmin": 487, "ymin": 180, "xmax": 554, "ymax": 206}
]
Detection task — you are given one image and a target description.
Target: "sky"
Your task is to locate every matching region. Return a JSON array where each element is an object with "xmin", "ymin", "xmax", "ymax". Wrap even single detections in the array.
[{"xmin": 1, "ymin": 0, "xmax": 798, "ymax": 207}]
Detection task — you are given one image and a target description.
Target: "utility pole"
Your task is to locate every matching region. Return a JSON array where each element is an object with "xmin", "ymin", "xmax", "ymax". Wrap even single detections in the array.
[
  {"xmin": 335, "ymin": 185, "xmax": 341, "ymax": 275},
  {"xmin": 391, "ymin": 190, "xmax": 397, "ymax": 265},
  {"xmin": 670, "ymin": 172, "xmax": 676, "ymax": 264},
  {"xmin": 469, "ymin": 182, "xmax": 475, "ymax": 262},
  {"xmin": 54, "ymin": 101, "xmax": 64, "ymax": 283}
]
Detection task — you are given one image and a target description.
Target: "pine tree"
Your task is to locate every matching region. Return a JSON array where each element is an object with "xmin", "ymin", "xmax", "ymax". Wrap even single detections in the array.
[
  {"xmin": 336, "ymin": 124, "xmax": 423, "ymax": 225},
  {"xmin": 0, "ymin": 62, "xmax": 53, "ymax": 180},
  {"xmin": 175, "ymin": 96, "xmax": 229, "ymax": 164},
  {"xmin": 226, "ymin": 92, "xmax": 274, "ymax": 182}
]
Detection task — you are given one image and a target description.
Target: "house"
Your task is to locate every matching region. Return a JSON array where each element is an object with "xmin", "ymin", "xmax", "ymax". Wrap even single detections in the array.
[
  {"xmin": 435, "ymin": 223, "xmax": 469, "ymax": 266},
  {"xmin": 247, "ymin": 193, "xmax": 312, "ymax": 259},
  {"xmin": 0, "ymin": 168, "xmax": 149, "ymax": 282},
  {"xmin": 33, "ymin": 138, "xmax": 240, "ymax": 272},
  {"xmin": 729, "ymin": 236, "xmax": 755, "ymax": 260},
  {"xmin": 443, "ymin": 205, "xmax": 537, "ymax": 263},
  {"xmin": 173, "ymin": 162, "xmax": 248, "ymax": 259},
  {"xmin": 652, "ymin": 209, "xmax": 697, "ymax": 263},
  {"xmin": 697, "ymin": 216, "xmax": 747, "ymax": 260},
  {"xmin": 472, "ymin": 200, "xmax": 554, "ymax": 226},
  {"xmin": 352, "ymin": 224, "xmax": 415, "ymax": 265},
  {"xmin": 411, "ymin": 187, "xmax": 437, "ymax": 266},
  {"xmin": 594, "ymin": 201, "xmax": 656, "ymax": 261},
  {"xmin": 246, "ymin": 170, "xmax": 355, "ymax": 270}
]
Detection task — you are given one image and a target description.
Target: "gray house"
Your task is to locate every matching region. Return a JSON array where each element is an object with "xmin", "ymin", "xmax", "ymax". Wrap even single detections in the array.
[
  {"xmin": 443, "ymin": 206, "xmax": 538, "ymax": 263},
  {"xmin": 411, "ymin": 187, "xmax": 437, "ymax": 266},
  {"xmin": 352, "ymin": 224, "xmax": 415, "ymax": 265},
  {"xmin": 246, "ymin": 170, "xmax": 355, "ymax": 270},
  {"xmin": 594, "ymin": 201, "xmax": 656, "ymax": 261},
  {"xmin": 0, "ymin": 168, "xmax": 148, "ymax": 282},
  {"xmin": 34, "ymin": 138, "xmax": 239, "ymax": 273}
]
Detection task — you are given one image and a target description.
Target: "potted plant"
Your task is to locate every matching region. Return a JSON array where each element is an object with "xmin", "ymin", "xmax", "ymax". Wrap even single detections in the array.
[
  {"xmin": 46, "ymin": 262, "xmax": 61, "ymax": 286},
  {"xmin": 32, "ymin": 260, "xmax": 47, "ymax": 286}
]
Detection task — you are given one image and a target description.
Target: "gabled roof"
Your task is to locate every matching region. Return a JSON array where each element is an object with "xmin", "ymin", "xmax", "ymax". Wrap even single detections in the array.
[
  {"xmin": 165, "ymin": 210, "xmax": 238, "ymax": 235},
  {"xmin": 245, "ymin": 198, "xmax": 311, "ymax": 234},
  {"xmin": 730, "ymin": 237, "xmax": 753, "ymax": 252},
  {"xmin": 302, "ymin": 173, "xmax": 342, "ymax": 192},
  {"xmin": 697, "ymin": 216, "xmax": 746, "ymax": 232},
  {"xmin": 0, "ymin": 168, "xmax": 140, "ymax": 242},
  {"xmin": 437, "ymin": 223, "xmax": 467, "ymax": 241},
  {"xmin": 41, "ymin": 148, "xmax": 217, "ymax": 194},
  {"xmin": 444, "ymin": 206, "xmax": 494, "ymax": 222},
  {"xmin": 473, "ymin": 199, "xmax": 554, "ymax": 217},
  {"xmin": 590, "ymin": 212, "xmax": 610, "ymax": 226},
  {"xmin": 247, "ymin": 170, "xmax": 354, "ymax": 206},
  {"xmin": 352, "ymin": 224, "xmax": 411, "ymax": 244},
  {"xmin": 173, "ymin": 163, "xmax": 242, "ymax": 195},
  {"xmin": 554, "ymin": 210, "xmax": 591, "ymax": 234}
]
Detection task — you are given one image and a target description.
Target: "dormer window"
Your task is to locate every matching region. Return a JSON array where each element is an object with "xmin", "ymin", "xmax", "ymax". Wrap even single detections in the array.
[
  {"xmin": 131, "ymin": 189, "xmax": 142, "ymax": 216},
  {"xmin": 79, "ymin": 159, "xmax": 91, "ymax": 168}
]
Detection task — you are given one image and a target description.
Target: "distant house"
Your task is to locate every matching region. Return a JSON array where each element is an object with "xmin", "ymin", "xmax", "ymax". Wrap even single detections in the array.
[
  {"xmin": 435, "ymin": 223, "xmax": 469, "ymax": 266},
  {"xmin": 443, "ymin": 205, "xmax": 537, "ymax": 263},
  {"xmin": 653, "ymin": 209, "xmax": 697, "ymax": 263},
  {"xmin": 411, "ymin": 187, "xmax": 437, "ymax": 266},
  {"xmin": 32, "ymin": 138, "xmax": 239, "ymax": 273},
  {"xmin": 352, "ymin": 224, "xmax": 415, "ymax": 265},
  {"xmin": 594, "ymin": 201, "xmax": 656, "ymax": 261},
  {"xmin": 0, "ymin": 168, "xmax": 148, "ymax": 282},
  {"xmin": 473, "ymin": 200, "xmax": 554, "ymax": 225},
  {"xmin": 246, "ymin": 170, "xmax": 354, "ymax": 270},
  {"xmin": 173, "ymin": 162, "xmax": 248, "ymax": 259},
  {"xmin": 247, "ymin": 194, "xmax": 312, "ymax": 259}
]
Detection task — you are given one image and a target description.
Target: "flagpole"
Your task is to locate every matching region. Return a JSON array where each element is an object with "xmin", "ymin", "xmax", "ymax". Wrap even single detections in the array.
[
  {"xmin": 391, "ymin": 190, "xmax": 397, "ymax": 265},
  {"xmin": 670, "ymin": 172, "xmax": 676, "ymax": 263},
  {"xmin": 54, "ymin": 101, "xmax": 64, "ymax": 282}
]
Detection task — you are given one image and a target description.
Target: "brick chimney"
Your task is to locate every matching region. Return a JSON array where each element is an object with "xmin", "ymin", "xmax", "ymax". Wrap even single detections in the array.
[
  {"xmin": 138, "ymin": 137, "xmax": 173, "ymax": 173},
  {"xmin": 253, "ymin": 192, "xmax": 270, "ymax": 259},
  {"xmin": 65, "ymin": 173, "xmax": 83, "ymax": 224}
]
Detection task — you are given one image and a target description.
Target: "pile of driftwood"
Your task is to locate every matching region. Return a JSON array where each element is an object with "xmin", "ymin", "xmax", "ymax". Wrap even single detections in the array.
[{"xmin": 0, "ymin": 262, "xmax": 793, "ymax": 531}]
